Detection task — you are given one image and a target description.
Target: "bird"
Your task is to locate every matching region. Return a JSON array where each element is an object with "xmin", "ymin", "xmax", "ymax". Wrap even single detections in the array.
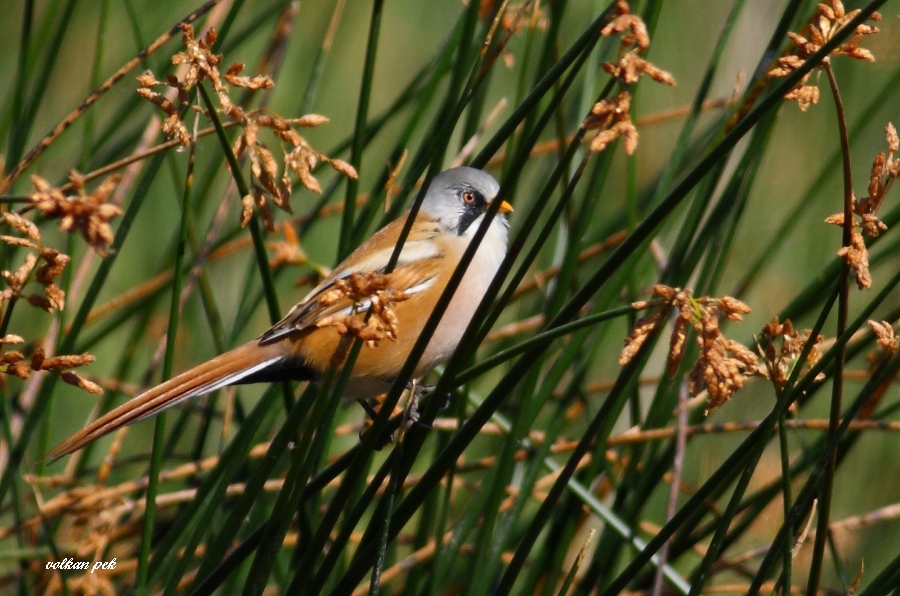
[{"xmin": 48, "ymin": 166, "xmax": 512, "ymax": 461}]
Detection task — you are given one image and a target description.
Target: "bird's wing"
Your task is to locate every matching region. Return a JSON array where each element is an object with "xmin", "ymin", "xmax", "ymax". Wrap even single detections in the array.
[{"xmin": 259, "ymin": 218, "xmax": 445, "ymax": 343}]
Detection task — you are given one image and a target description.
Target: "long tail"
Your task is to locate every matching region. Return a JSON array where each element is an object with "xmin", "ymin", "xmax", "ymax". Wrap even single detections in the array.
[{"xmin": 47, "ymin": 341, "xmax": 286, "ymax": 462}]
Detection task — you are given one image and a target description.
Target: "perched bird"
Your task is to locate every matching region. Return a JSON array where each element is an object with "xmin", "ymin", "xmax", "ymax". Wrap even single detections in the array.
[{"xmin": 48, "ymin": 166, "xmax": 512, "ymax": 461}]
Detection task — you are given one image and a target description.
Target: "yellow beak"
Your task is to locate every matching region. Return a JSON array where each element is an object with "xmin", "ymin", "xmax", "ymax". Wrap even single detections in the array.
[{"xmin": 497, "ymin": 200, "xmax": 514, "ymax": 213}]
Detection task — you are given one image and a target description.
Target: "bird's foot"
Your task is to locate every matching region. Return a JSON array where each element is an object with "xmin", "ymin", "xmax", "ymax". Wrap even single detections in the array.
[
  {"xmin": 412, "ymin": 383, "xmax": 452, "ymax": 411},
  {"xmin": 356, "ymin": 383, "xmax": 439, "ymax": 448},
  {"xmin": 356, "ymin": 398, "xmax": 396, "ymax": 450}
]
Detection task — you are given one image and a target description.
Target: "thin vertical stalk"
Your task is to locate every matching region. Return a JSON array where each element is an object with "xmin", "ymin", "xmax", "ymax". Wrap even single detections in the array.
[
  {"xmin": 777, "ymin": 410, "xmax": 793, "ymax": 592},
  {"xmin": 197, "ymin": 83, "xmax": 281, "ymax": 323},
  {"xmin": 136, "ymin": 139, "xmax": 195, "ymax": 592},
  {"xmin": 807, "ymin": 61, "xmax": 853, "ymax": 596},
  {"xmin": 0, "ymin": 1, "xmax": 32, "ymax": 142},
  {"xmin": 80, "ymin": 0, "xmax": 109, "ymax": 169},
  {"xmin": 299, "ymin": 0, "xmax": 346, "ymax": 115},
  {"xmin": 745, "ymin": 274, "xmax": 900, "ymax": 592},
  {"xmin": 338, "ymin": 0, "xmax": 384, "ymax": 260},
  {"xmin": 6, "ymin": 0, "xmax": 80, "ymax": 168}
]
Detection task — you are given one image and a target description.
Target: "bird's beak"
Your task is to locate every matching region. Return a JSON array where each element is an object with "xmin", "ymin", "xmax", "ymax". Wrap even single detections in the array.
[{"xmin": 497, "ymin": 200, "xmax": 514, "ymax": 213}]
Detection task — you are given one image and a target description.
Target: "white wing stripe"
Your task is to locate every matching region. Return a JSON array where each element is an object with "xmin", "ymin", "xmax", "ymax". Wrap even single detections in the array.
[
  {"xmin": 403, "ymin": 276, "xmax": 437, "ymax": 296},
  {"xmin": 130, "ymin": 356, "xmax": 283, "ymax": 424}
]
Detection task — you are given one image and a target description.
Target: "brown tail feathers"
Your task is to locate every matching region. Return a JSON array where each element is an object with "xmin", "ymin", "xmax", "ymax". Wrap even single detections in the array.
[{"xmin": 47, "ymin": 341, "xmax": 287, "ymax": 462}]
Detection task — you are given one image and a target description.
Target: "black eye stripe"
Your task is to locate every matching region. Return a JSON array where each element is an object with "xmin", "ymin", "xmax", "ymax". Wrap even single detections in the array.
[
  {"xmin": 456, "ymin": 207, "xmax": 481, "ymax": 236},
  {"xmin": 456, "ymin": 188, "xmax": 488, "ymax": 235}
]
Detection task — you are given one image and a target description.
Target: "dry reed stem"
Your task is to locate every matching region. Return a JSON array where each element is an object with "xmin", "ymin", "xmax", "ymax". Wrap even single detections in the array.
[
  {"xmin": 709, "ymin": 504, "xmax": 896, "ymax": 583},
  {"xmin": 322, "ymin": 0, "xmax": 348, "ymax": 52},
  {"xmin": 419, "ymin": 417, "xmax": 900, "ymax": 446},
  {"xmin": 50, "ymin": 122, "xmax": 241, "ymax": 193},
  {"xmin": 348, "ymin": 534, "xmax": 517, "ymax": 595},
  {"xmin": 474, "ymin": 0, "xmax": 524, "ymax": 86},
  {"xmin": 485, "ymin": 314, "xmax": 546, "ymax": 343},
  {"xmin": 511, "ymin": 231, "xmax": 627, "ymax": 299},
  {"xmin": 350, "ymin": 532, "xmax": 454, "ymax": 596},
  {"xmin": 383, "ymin": 150, "xmax": 408, "ymax": 213},
  {"xmin": 485, "ymin": 97, "xmax": 734, "ymax": 168},
  {"xmin": 62, "ymin": 207, "xmax": 338, "ymax": 332},
  {"xmin": 452, "ymin": 98, "xmax": 508, "ymax": 168},
  {"xmin": 254, "ymin": 2, "xmax": 299, "ymax": 81}
]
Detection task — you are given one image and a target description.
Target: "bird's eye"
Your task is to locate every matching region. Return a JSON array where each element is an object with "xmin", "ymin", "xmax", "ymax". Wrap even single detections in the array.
[{"xmin": 462, "ymin": 190, "xmax": 477, "ymax": 204}]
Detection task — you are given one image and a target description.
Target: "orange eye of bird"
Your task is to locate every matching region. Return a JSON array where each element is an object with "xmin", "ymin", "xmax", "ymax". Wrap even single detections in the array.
[{"xmin": 462, "ymin": 190, "xmax": 476, "ymax": 204}]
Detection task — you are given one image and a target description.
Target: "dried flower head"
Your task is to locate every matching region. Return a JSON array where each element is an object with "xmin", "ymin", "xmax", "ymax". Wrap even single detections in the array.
[
  {"xmin": 315, "ymin": 273, "xmax": 410, "ymax": 349},
  {"xmin": 587, "ymin": 0, "xmax": 674, "ymax": 156},
  {"xmin": 0, "ymin": 334, "xmax": 25, "ymax": 345},
  {"xmin": 241, "ymin": 187, "xmax": 272, "ymax": 230},
  {"xmin": 35, "ymin": 248, "xmax": 69, "ymax": 284},
  {"xmin": 757, "ymin": 317, "xmax": 825, "ymax": 392},
  {"xmin": 601, "ymin": 0, "xmax": 650, "ymax": 50},
  {"xmin": 136, "ymin": 25, "xmax": 243, "ymax": 145},
  {"xmin": 621, "ymin": 285, "xmax": 758, "ymax": 414},
  {"xmin": 172, "ymin": 24, "xmax": 231, "ymax": 112},
  {"xmin": 1, "ymin": 344, "xmax": 101, "ymax": 395},
  {"xmin": 1, "ymin": 252, "xmax": 37, "ymax": 303},
  {"xmin": 835, "ymin": 228, "xmax": 871, "ymax": 290},
  {"xmin": 136, "ymin": 72, "xmax": 191, "ymax": 146},
  {"xmin": 223, "ymin": 62, "xmax": 276, "ymax": 92},
  {"xmin": 231, "ymin": 110, "xmax": 357, "ymax": 230},
  {"xmin": 27, "ymin": 283, "xmax": 66, "ymax": 312},
  {"xmin": 602, "ymin": 49, "xmax": 676, "ymax": 86},
  {"xmin": 769, "ymin": 1, "xmax": 881, "ymax": 111},
  {"xmin": 586, "ymin": 91, "xmax": 638, "ymax": 155},
  {"xmin": 825, "ymin": 123, "xmax": 899, "ymax": 289},
  {"xmin": 1, "ymin": 210, "xmax": 73, "ymax": 313},
  {"xmin": 868, "ymin": 320, "xmax": 898, "ymax": 354},
  {"xmin": 138, "ymin": 24, "xmax": 357, "ymax": 231},
  {"xmin": 1, "ymin": 211, "xmax": 40, "ymax": 247},
  {"xmin": 29, "ymin": 172, "xmax": 122, "ymax": 255}
]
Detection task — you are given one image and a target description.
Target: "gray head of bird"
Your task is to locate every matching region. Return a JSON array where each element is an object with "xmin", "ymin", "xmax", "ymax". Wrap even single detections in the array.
[{"xmin": 420, "ymin": 166, "xmax": 512, "ymax": 239}]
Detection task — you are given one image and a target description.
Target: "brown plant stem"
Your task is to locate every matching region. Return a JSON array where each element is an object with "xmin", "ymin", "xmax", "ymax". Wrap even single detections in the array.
[
  {"xmin": 807, "ymin": 60, "xmax": 853, "ymax": 596},
  {"xmin": 484, "ymin": 97, "xmax": 734, "ymax": 168},
  {"xmin": 653, "ymin": 381, "xmax": 689, "ymax": 596},
  {"xmin": 57, "ymin": 123, "xmax": 239, "ymax": 193}
]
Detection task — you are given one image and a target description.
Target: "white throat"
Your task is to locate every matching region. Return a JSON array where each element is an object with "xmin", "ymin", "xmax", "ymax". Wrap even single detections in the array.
[{"xmin": 419, "ymin": 214, "xmax": 508, "ymax": 373}]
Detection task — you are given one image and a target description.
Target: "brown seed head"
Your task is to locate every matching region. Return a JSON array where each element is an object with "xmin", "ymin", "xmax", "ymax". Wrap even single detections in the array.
[
  {"xmin": 224, "ymin": 63, "xmax": 275, "ymax": 91},
  {"xmin": 586, "ymin": 91, "xmax": 638, "ymax": 155},
  {"xmin": 28, "ymin": 173, "xmax": 122, "ymax": 255},
  {"xmin": 868, "ymin": 320, "xmax": 898, "ymax": 354},
  {"xmin": 601, "ymin": 1, "xmax": 650, "ymax": 50},
  {"xmin": 620, "ymin": 284, "xmax": 758, "ymax": 413},
  {"xmin": 770, "ymin": 1, "xmax": 880, "ymax": 110},
  {"xmin": 315, "ymin": 273, "xmax": 410, "ymax": 348}
]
